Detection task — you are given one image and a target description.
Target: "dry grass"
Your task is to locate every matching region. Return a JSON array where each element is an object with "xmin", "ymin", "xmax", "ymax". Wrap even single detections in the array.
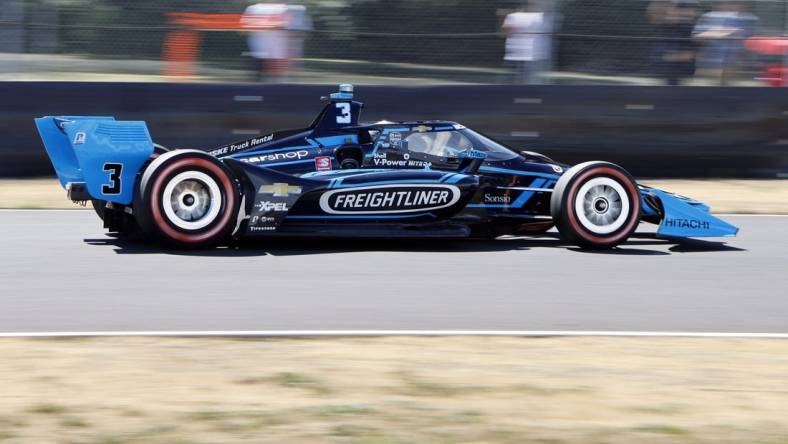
[
  {"xmin": 0, "ymin": 337, "xmax": 786, "ymax": 443},
  {"xmin": 0, "ymin": 179, "xmax": 73, "ymax": 209},
  {"xmin": 2, "ymin": 178, "xmax": 787, "ymax": 213},
  {"xmin": 641, "ymin": 179, "xmax": 788, "ymax": 214}
]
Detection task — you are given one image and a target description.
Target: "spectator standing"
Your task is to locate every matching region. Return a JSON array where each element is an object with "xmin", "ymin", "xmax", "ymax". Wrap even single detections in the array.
[
  {"xmin": 692, "ymin": 0, "xmax": 757, "ymax": 85},
  {"xmin": 649, "ymin": 0, "xmax": 701, "ymax": 86},
  {"xmin": 502, "ymin": 0, "xmax": 554, "ymax": 85},
  {"xmin": 242, "ymin": 3, "xmax": 289, "ymax": 82},
  {"xmin": 285, "ymin": 4, "xmax": 312, "ymax": 79}
]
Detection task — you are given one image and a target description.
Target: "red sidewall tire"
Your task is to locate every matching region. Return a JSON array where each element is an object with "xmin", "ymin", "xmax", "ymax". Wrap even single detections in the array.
[
  {"xmin": 551, "ymin": 162, "xmax": 641, "ymax": 249},
  {"xmin": 135, "ymin": 151, "xmax": 239, "ymax": 248}
]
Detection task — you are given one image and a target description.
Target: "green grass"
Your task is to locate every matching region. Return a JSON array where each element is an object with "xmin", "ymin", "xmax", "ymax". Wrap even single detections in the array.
[
  {"xmin": 630, "ymin": 404, "xmax": 686, "ymax": 415},
  {"xmin": 188, "ymin": 410, "xmax": 291, "ymax": 431},
  {"xmin": 85, "ymin": 435, "xmax": 129, "ymax": 444},
  {"xmin": 117, "ymin": 408, "xmax": 146, "ymax": 417},
  {"xmin": 78, "ymin": 425, "xmax": 181, "ymax": 444},
  {"xmin": 396, "ymin": 371, "xmax": 488, "ymax": 397},
  {"xmin": 188, "ymin": 411, "xmax": 229, "ymax": 422},
  {"xmin": 0, "ymin": 417, "xmax": 25, "ymax": 428},
  {"xmin": 266, "ymin": 372, "xmax": 333, "ymax": 395},
  {"xmin": 448, "ymin": 410, "xmax": 484, "ymax": 424},
  {"xmin": 232, "ymin": 376, "xmax": 267, "ymax": 385},
  {"xmin": 331, "ymin": 424, "xmax": 378, "ymax": 438},
  {"xmin": 634, "ymin": 424, "xmax": 690, "ymax": 435},
  {"xmin": 325, "ymin": 425, "xmax": 416, "ymax": 444},
  {"xmin": 307, "ymin": 404, "xmax": 376, "ymax": 417},
  {"xmin": 61, "ymin": 417, "xmax": 90, "ymax": 428},
  {"xmin": 304, "ymin": 404, "xmax": 376, "ymax": 417},
  {"xmin": 27, "ymin": 403, "xmax": 68, "ymax": 415}
]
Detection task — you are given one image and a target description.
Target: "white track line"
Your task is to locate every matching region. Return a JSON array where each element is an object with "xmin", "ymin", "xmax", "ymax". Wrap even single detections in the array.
[{"xmin": 0, "ymin": 331, "xmax": 787, "ymax": 339}]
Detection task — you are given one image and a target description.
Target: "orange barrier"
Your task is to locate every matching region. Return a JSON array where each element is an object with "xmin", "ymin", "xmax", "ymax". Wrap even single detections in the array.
[
  {"xmin": 163, "ymin": 13, "xmax": 243, "ymax": 78},
  {"xmin": 168, "ymin": 12, "xmax": 243, "ymax": 31},
  {"xmin": 163, "ymin": 12, "xmax": 285, "ymax": 78},
  {"xmin": 162, "ymin": 30, "xmax": 201, "ymax": 77}
]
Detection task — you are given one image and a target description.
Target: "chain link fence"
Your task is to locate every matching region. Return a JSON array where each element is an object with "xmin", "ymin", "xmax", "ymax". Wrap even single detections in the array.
[{"xmin": 0, "ymin": 0, "xmax": 786, "ymax": 85}]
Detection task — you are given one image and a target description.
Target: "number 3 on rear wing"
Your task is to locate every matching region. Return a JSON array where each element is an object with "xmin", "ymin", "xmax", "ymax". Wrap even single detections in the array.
[{"xmin": 35, "ymin": 116, "xmax": 154, "ymax": 204}]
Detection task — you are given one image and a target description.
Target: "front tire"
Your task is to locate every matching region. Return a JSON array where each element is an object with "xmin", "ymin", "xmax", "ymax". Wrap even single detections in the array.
[
  {"xmin": 134, "ymin": 150, "xmax": 240, "ymax": 248},
  {"xmin": 550, "ymin": 161, "xmax": 641, "ymax": 249}
]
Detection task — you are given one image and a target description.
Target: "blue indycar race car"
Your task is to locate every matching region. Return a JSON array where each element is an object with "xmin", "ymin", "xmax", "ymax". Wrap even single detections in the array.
[{"xmin": 35, "ymin": 84, "xmax": 738, "ymax": 249}]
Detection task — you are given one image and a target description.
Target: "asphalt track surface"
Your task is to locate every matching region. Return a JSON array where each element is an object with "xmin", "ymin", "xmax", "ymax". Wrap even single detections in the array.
[{"xmin": 0, "ymin": 210, "xmax": 786, "ymax": 334}]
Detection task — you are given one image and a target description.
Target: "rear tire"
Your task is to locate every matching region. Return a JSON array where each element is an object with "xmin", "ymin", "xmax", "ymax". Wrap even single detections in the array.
[
  {"xmin": 550, "ymin": 161, "xmax": 641, "ymax": 249},
  {"xmin": 93, "ymin": 144, "xmax": 168, "ymax": 226},
  {"xmin": 134, "ymin": 150, "xmax": 240, "ymax": 249}
]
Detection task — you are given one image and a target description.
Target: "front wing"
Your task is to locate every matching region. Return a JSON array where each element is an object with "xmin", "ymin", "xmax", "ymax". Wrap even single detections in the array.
[{"xmin": 640, "ymin": 187, "xmax": 739, "ymax": 238}]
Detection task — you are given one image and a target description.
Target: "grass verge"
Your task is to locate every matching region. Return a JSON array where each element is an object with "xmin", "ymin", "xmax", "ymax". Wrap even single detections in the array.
[{"xmin": 0, "ymin": 337, "xmax": 786, "ymax": 443}]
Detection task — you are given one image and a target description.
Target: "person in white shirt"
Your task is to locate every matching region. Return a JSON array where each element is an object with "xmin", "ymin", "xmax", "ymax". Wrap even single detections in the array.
[
  {"xmin": 502, "ymin": 0, "xmax": 554, "ymax": 84},
  {"xmin": 242, "ymin": 3, "xmax": 290, "ymax": 82},
  {"xmin": 285, "ymin": 4, "xmax": 313, "ymax": 76}
]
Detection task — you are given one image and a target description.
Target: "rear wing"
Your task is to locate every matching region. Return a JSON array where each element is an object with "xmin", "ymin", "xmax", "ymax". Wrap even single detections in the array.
[{"xmin": 35, "ymin": 116, "xmax": 154, "ymax": 204}]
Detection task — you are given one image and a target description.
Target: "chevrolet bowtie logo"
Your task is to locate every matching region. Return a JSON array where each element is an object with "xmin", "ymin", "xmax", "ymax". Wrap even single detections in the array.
[
  {"xmin": 412, "ymin": 125, "xmax": 432, "ymax": 133},
  {"xmin": 259, "ymin": 183, "xmax": 302, "ymax": 197}
]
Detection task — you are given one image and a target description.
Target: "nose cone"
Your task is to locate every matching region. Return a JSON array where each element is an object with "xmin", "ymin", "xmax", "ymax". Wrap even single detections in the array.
[{"xmin": 650, "ymin": 189, "xmax": 740, "ymax": 238}]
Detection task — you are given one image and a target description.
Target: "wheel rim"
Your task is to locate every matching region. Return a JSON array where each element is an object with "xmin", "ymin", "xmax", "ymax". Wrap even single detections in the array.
[
  {"xmin": 161, "ymin": 171, "xmax": 222, "ymax": 230},
  {"xmin": 573, "ymin": 177, "xmax": 630, "ymax": 235}
]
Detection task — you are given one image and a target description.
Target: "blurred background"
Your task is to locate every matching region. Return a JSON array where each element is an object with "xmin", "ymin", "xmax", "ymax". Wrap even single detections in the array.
[
  {"xmin": 1, "ymin": 0, "xmax": 786, "ymax": 85},
  {"xmin": 0, "ymin": 0, "xmax": 787, "ymax": 179}
]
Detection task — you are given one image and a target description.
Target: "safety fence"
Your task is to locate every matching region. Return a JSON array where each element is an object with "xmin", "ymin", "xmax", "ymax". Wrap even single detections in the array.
[{"xmin": 1, "ymin": 0, "xmax": 787, "ymax": 85}]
